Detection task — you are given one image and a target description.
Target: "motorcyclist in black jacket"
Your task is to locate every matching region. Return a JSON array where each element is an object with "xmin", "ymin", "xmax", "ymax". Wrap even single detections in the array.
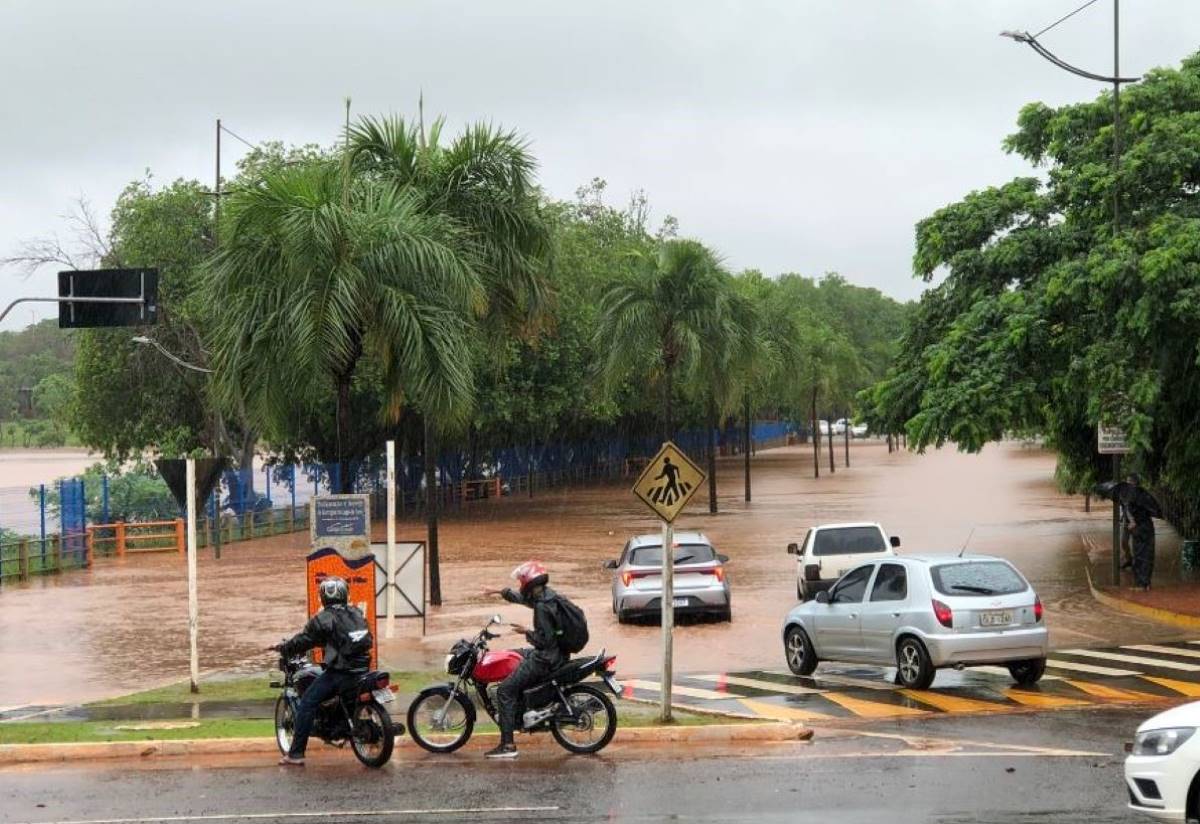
[
  {"xmin": 482, "ymin": 560, "xmax": 564, "ymax": 759},
  {"xmin": 271, "ymin": 576, "xmax": 371, "ymax": 766}
]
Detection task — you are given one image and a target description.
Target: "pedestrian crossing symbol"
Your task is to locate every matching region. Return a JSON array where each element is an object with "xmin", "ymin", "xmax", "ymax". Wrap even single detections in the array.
[{"xmin": 632, "ymin": 442, "xmax": 707, "ymax": 523}]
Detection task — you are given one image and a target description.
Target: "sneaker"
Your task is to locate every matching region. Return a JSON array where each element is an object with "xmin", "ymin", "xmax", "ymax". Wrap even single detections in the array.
[
  {"xmin": 278, "ymin": 755, "xmax": 306, "ymax": 766},
  {"xmin": 485, "ymin": 743, "xmax": 518, "ymax": 759}
]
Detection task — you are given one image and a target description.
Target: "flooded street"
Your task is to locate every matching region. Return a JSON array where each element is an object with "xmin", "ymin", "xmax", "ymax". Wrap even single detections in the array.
[{"xmin": 0, "ymin": 440, "xmax": 1182, "ymax": 708}]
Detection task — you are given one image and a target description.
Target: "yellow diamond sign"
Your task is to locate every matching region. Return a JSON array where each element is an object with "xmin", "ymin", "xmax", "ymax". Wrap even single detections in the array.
[{"xmin": 632, "ymin": 441, "xmax": 707, "ymax": 523}]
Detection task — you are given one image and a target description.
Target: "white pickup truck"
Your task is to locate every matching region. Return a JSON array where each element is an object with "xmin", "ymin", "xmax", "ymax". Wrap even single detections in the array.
[{"xmin": 787, "ymin": 522, "xmax": 900, "ymax": 601}]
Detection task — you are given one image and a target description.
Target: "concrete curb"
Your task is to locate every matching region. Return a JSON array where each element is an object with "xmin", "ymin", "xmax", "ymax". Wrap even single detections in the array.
[
  {"xmin": 0, "ymin": 723, "xmax": 811, "ymax": 766},
  {"xmin": 1085, "ymin": 567, "xmax": 1200, "ymax": 630}
]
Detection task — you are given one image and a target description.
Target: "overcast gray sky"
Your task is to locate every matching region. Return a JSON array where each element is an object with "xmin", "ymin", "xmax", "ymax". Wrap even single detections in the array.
[{"xmin": 1, "ymin": 0, "xmax": 1197, "ymax": 331}]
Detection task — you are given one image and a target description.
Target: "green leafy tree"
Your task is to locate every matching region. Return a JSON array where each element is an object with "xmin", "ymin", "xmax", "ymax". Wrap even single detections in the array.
[{"xmin": 867, "ymin": 50, "xmax": 1200, "ymax": 533}]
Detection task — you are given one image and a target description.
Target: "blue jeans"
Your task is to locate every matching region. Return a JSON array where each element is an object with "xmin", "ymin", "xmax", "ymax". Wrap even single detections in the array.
[{"xmin": 289, "ymin": 668, "xmax": 357, "ymax": 758}]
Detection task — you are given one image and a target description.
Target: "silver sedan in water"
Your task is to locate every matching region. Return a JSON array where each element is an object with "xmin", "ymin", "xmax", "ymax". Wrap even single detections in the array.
[
  {"xmin": 604, "ymin": 531, "xmax": 732, "ymax": 623},
  {"xmin": 780, "ymin": 553, "xmax": 1048, "ymax": 689}
]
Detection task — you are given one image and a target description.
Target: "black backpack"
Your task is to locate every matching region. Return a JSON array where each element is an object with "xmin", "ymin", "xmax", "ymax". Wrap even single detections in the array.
[
  {"xmin": 328, "ymin": 604, "xmax": 373, "ymax": 665},
  {"xmin": 554, "ymin": 594, "xmax": 589, "ymax": 654}
]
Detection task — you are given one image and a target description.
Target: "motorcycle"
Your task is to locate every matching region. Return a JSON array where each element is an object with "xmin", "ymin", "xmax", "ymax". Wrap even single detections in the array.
[
  {"xmin": 407, "ymin": 614, "xmax": 622, "ymax": 755},
  {"xmin": 270, "ymin": 650, "xmax": 403, "ymax": 767}
]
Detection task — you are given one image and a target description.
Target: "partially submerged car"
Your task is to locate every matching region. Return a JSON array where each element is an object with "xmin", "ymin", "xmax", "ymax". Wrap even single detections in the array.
[{"xmin": 605, "ymin": 531, "xmax": 731, "ymax": 623}]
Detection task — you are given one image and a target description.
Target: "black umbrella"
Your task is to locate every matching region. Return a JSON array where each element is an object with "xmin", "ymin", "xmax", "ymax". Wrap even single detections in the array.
[{"xmin": 1093, "ymin": 481, "xmax": 1162, "ymax": 520}]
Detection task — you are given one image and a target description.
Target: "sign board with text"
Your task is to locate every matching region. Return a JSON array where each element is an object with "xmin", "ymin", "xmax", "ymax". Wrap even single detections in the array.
[
  {"xmin": 310, "ymin": 494, "xmax": 371, "ymax": 557},
  {"xmin": 1098, "ymin": 426, "xmax": 1133, "ymax": 455}
]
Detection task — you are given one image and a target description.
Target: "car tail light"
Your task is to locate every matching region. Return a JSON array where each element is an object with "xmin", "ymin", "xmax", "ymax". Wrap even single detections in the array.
[
  {"xmin": 621, "ymin": 571, "xmax": 633, "ymax": 587},
  {"xmin": 932, "ymin": 599, "xmax": 953, "ymax": 628},
  {"xmin": 1034, "ymin": 596, "xmax": 1043, "ymax": 623},
  {"xmin": 604, "ymin": 656, "xmax": 617, "ymax": 673},
  {"xmin": 712, "ymin": 567, "xmax": 725, "ymax": 583},
  {"xmin": 621, "ymin": 570, "xmax": 654, "ymax": 586}
]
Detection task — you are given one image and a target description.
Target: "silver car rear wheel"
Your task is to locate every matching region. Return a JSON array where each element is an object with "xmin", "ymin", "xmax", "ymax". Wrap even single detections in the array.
[
  {"xmin": 895, "ymin": 637, "xmax": 935, "ymax": 689},
  {"xmin": 784, "ymin": 626, "xmax": 818, "ymax": 676}
]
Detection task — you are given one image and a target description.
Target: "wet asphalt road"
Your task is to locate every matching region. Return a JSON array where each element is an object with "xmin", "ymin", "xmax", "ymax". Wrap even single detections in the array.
[{"xmin": 0, "ymin": 707, "xmax": 1146, "ymax": 824}]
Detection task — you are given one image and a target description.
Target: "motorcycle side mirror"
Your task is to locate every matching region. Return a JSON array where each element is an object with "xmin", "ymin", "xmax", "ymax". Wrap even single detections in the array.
[{"xmin": 490, "ymin": 614, "xmax": 502, "ymax": 625}]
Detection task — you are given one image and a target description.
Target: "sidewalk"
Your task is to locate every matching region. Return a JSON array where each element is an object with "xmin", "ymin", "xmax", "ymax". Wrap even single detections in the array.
[{"xmin": 1084, "ymin": 522, "xmax": 1200, "ymax": 627}]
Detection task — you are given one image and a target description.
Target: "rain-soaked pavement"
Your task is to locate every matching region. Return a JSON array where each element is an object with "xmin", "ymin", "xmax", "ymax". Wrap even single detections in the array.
[{"xmin": 0, "ymin": 440, "xmax": 1187, "ymax": 709}]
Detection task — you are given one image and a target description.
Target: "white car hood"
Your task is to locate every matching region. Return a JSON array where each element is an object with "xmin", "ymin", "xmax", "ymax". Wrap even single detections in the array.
[{"xmin": 1137, "ymin": 700, "xmax": 1200, "ymax": 733}]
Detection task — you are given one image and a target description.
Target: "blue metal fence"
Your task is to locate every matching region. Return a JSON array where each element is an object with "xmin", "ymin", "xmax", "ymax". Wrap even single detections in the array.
[{"xmin": 0, "ymin": 420, "xmax": 794, "ymax": 582}]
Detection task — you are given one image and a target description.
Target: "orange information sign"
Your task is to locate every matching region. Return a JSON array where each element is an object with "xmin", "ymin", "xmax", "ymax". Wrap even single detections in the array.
[{"xmin": 305, "ymin": 547, "xmax": 378, "ymax": 669}]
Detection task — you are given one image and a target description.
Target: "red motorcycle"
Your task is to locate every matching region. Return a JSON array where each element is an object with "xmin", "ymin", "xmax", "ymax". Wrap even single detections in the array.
[{"xmin": 407, "ymin": 615, "xmax": 621, "ymax": 754}]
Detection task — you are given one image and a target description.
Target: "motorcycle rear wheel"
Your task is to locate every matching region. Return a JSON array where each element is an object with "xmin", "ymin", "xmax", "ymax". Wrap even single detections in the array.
[
  {"xmin": 350, "ymin": 701, "xmax": 395, "ymax": 768},
  {"xmin": 273, "ymin": 696, "xmax": 295, "ymax": 756},
  {"xmin": 407, "ymin": 687, "xmax": 475, "ymax": 753},
  {"xmin": 550, "ymin": 683, "xmax": 617, "ymax": 754}
]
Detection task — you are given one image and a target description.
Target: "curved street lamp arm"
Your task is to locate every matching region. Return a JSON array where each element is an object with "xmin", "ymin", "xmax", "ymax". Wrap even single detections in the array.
[{"xmin": 1010, "ymin": 32, "xmax": 1141, "ymax": 84}]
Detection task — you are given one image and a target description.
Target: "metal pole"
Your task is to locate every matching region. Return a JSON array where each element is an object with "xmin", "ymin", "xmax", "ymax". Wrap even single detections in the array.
[
  {"xmin": 660, "ymin": 518, "xmax": 674, "ymax": 722},
  {"xmin": 102, "ymin": 475, "xmax": 110, "ymax": 524},
  {"xmin": 844, "ymin": 409, "xmax": 850, "ymax": 468},
  {"xmin": 39, "ymin": 484, "xmax": 46, "ymax": 561},
  {"xmin": 214, "ymin": 119, "xmax": 221, "ymax": 242},
  {"xmin": 1111, "ymin": 0, "xmax": 1123, "ymax": 574},
  {"xmin": 386, "ymin": 440, "xmax": 396, "ymax": 639},
  {"xmin": 1112, "ymin": 453, "xmax": 1122, "ymax": 584},
  {"xmin": 186, "ymin": 458, "xmax": 200, "ymax": 693}
]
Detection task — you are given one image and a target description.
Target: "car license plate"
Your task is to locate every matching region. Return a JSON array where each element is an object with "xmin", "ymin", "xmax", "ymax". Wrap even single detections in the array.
[
  {"xmin": 980, "ymin": 611, "xmax": 1012, "ymax": 627},
  {"xmin": 672, "ymin": 598, "xmax": 688, "ymax": 608},
  {"xmin": 372, "ymin": 688, "xmax": 394, "ymax": 704}
]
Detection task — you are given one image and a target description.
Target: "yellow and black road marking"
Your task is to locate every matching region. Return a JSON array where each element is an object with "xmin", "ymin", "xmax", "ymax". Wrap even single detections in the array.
[{"xmin": 623, "ymin": 639, "xmax": 1200, "ymax": 722}]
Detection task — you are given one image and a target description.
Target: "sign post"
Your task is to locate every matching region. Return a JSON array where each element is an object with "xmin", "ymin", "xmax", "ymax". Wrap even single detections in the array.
[
  {"xmin": 186, "ymin": 459, "xmax": 200, "ymax": 693},
  {"xmin": 386, "ymin": 440, "xmax": 397, "ymax": 639},
  {"xmin": 631, "ymin": 441, "xmax": 706, "ymax": 722},
  {"xmin": 1099, "ymin": 425, "xmax": 1134, "ymax": 584}
]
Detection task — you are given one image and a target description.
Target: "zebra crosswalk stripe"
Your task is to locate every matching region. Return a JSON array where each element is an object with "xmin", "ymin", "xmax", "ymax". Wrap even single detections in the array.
[
  {"xmin": 1044, "ymin": 659, "xmax": 1142, "ymax": 677},
  {"xmin": 1123, "ymin": 644, "xmax": 1200, "ymax": 660},
  {"xmin": 1061, "ymin": 649, "xmax": 1200, "ymax": 672}
]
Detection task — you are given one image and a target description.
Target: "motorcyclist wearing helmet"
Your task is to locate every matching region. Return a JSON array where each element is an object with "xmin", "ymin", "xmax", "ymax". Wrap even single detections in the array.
[
  {"xmin": 270, "ymin": 576, "xmax": 371, "ymax": 766},
  {"xmin": 482, "ymin": 560, "xmax": 565, "ymax": 758}
]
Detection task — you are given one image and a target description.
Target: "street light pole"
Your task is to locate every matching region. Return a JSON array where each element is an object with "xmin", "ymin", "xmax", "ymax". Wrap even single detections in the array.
[{"xmin": 1001, "ymin": 1, "xmax": 1139, "ymax": 584}]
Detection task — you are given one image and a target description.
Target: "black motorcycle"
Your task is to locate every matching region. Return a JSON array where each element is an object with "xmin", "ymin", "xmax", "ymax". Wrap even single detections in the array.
[
  {"xmin": 406, "ymin": 615, "xmax": 622, "ymax": 755},
  {"xmin": 270, "ymin": 652, "xmax": 402, "ymax": 767}
]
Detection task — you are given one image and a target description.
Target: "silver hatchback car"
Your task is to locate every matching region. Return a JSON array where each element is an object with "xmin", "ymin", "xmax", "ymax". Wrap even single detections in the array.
[
  {"xmin": 604, "ymin": 531, "xmax": 731, "ymax": 623},
  {"xmin": 780, "ymin": 554, "xmax": 1047, "ymax": 689}
]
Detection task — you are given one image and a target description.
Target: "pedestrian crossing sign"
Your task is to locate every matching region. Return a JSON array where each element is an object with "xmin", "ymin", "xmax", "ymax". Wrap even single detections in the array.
[{"xmin": 632, "ymin": 441, "xmax": 707, "ymax": 523}]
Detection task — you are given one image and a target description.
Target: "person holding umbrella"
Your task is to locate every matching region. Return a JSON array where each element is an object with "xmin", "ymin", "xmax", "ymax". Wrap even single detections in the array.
[{"xmin": 1096, "ymin": 474, "xmax": 1162, "ymax": 591}]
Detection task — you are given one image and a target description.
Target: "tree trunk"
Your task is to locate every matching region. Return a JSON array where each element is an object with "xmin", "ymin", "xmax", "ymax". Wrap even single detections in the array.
[
  {"xmin": 336, "ymin": 374, "xmax": 353, "ymax": 494},
  {"xmin": 827, "ymin": 409, "xmax": 835, "ymax": 474},
  {"xmin": 707, "ymin": 396, "xmax": 718, "ymax": 514},
  {"xmin": 662, "ymin": 362, "xmax": 675, "ymax": 444},
  {"xmin": 424, "ymin": 418, "xmax": 441, "ymax": 606},
  {"xmin": 743, "ymin": 394, "xmax": 751, "ymax": 503},
  {"xmin": 844, "ymin": 408, "xmax": 850, "ymax": 468},
  {"xmin": 811, "ymin": 388, "xmax": 820, "ymax": 479}
]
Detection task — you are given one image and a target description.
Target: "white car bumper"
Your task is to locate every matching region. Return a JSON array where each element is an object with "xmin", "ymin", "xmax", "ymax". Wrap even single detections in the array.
[{"xmin": 1125, "ymin": 753, "xmax": 1194, "ymax": 821}]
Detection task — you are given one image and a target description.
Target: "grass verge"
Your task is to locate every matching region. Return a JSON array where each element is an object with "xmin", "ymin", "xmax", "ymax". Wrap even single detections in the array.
[{"xmin": 2, "ymin": 703, "xmax": 747, "ymax": 745}]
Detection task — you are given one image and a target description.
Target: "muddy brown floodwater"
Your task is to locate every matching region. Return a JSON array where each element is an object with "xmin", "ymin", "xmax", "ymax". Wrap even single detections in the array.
[{"xmin": 0, "ymin": 440, "xmax": 1184, "ymax": 708}]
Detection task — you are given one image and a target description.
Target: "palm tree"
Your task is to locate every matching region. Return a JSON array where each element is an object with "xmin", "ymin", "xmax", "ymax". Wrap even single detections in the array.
[
  {"xmin": 596, "ymin": 239, "xmax": 728, "ymax": 442},
  {"xmin": 693, "ymin": 282, "xmax": 758, "ymax": 513},
  {"xmin": 348, "ymin": 113, "xmax": 550, "ymax": 605},
  {"xmin": 205, "ymin": 160, "xmax": 481, "ymax": 495}
]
